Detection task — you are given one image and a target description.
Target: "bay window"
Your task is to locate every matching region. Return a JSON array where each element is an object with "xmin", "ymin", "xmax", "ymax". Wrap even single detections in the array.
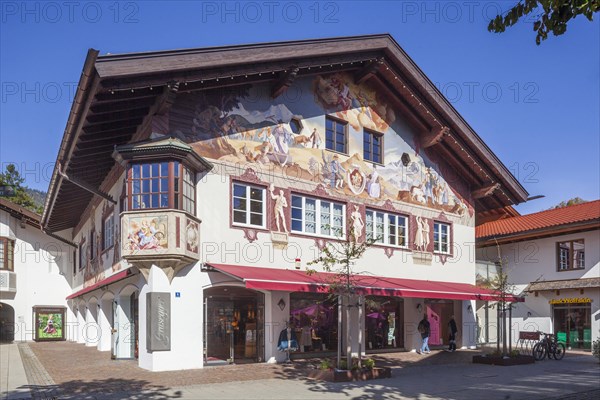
[
  {"xmin": 127, "ymin": 161, "xmax": 195, "ymax": 213},
  {"xmin": 291, "ymin": 195, "xmax": 344, "ymax": 238}
]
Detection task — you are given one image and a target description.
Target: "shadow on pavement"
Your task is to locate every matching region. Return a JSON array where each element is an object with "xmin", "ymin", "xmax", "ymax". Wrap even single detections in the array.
[{"xmin": 10, "ymin": 378, "xmax": 182, "ymax": 399}]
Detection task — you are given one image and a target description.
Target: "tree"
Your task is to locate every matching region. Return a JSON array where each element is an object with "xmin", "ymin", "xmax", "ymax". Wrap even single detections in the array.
[
  {"xmin": 482, "ymin": 241, "xmax": 520, "ymax": 357},
  {"xmin": 550, "ymin": 197, "xmax": 587, "ymax": 209},
  {"xmin": 306, "ymin": 226, "xmax": 376, "ymax": 370},
  {"xmin": 0, "ymin": 164, "xmax": 43, "ymax": 214},
  {"xmin": 488, "ymin": 0, "xmax": 600, "ymax": 45}
]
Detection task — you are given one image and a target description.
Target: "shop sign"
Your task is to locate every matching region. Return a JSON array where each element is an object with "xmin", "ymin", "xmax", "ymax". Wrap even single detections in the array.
[
  {"xmin": 146, "ymin": 292, "xmax": 171, "ymax": 351},
  {"xmin": 549, "ymin": 297, "xmax": 592, "ymax": 305}
]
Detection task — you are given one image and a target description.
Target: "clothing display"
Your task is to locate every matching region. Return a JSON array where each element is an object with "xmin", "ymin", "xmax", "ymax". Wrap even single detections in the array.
[{"xmin": 277, "ymin": 327, "xmax": 298, "ymax": 351}]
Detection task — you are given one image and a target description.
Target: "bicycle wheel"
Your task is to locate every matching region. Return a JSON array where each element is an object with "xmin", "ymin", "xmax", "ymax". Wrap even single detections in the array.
[
  {"xmin": 553, "ymin": 343, "xmax": 566, "ymax": 360},
  {"xmin": 532, "ymin": 343, "xmax": 545, "ymax": 360}
]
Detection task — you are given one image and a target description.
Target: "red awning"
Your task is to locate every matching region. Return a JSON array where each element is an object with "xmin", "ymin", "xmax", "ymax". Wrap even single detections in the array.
[
  {"xmin": 66, "ymin": 268, "xmax": 136, "ymax": 300},
  {"xmin": 206, "ymin": 263, "xmax": 523, "ymax": 302}
]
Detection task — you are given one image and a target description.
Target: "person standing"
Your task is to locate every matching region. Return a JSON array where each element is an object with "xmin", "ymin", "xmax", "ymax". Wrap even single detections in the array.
[
  {"xmin": 417, "ymin": 314, "xmax": 431, "ymax": 354},
  {"xmin": 447, "ymin": 315, "xmax": 458, "ymax": 352}
]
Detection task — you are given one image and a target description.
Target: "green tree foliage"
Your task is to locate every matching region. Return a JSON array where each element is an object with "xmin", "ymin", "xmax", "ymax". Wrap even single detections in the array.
[
  {"xmin": 550, "ymin": 197, "xmax": 587, "ymax": 209},
  {"xmin": 307, "ymin": 227, "xmax": 376, "ymax": 369},
  {"xmin": 0, "ymin": 164, "xmax": 44, "ymax": 214},
  {"xmin": 488, "ymin": 0, "xmax": 600, "ymax": 45}
]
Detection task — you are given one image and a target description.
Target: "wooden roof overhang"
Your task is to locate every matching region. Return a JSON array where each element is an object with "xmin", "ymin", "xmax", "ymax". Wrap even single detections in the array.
[{"xmin": 42, "ymin": 34, "xmax": 528, "ymax": 233}]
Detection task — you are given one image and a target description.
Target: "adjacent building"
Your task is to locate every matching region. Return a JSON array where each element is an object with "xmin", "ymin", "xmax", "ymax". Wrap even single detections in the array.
[
  {"xmin": 0, "ymin": 198, "xmax": 74, "ymax": 343},
  {"xmin": 36, "ymin": 34, "xmax": 529, "ymax": 371},
  {"xmin": 476, "ymin": 200, "xmax": 600, "ymax": 350}
]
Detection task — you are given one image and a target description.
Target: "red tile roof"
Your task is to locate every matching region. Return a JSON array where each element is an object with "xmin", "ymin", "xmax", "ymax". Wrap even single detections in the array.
[{"xmin": 476, "ymin": 200, "xmax": 600, "ymax": 239}]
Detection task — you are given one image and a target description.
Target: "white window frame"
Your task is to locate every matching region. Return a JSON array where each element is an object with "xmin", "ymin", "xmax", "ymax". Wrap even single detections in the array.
[
  {"xmin": 291, "ymin": 195, "xmax": 345, "ymax": 239},
  {"xmin": 103, "ymin": 213, "xmax": 115, "ymax": 250},
  {"xmin": 365, "ymin": 209, "xmax": 408, "ymax": 247},
  {"xmin": 433, "ymin": 222, "xmax": 450, "ymax": 254},
  {"xmin": 232, "ymin": 183, "xmax": 266, "ymax": 228}
]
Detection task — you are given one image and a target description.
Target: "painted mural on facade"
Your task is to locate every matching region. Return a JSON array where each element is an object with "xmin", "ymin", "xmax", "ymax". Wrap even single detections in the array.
[
  {"xmin": 169, "ymin": 73, "xmax": 472, "ymax": 216},
  {"xmin": 126, "ymin": 216, "xmax": 168, "ymax": 254}
]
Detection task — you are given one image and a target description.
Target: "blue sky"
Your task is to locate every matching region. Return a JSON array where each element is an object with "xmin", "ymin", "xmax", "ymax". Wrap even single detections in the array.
[{"xmin": 1, "ymin": 1, "xmax": 598, "ymax": 214}]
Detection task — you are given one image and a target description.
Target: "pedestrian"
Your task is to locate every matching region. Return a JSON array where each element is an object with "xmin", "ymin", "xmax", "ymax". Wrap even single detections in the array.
[
  {"xmin": 417, "ymin": 314, "xmax": 430, "ymax": 354},
  {"xmin": 447, "ymin": 315, "xmax": 458, "ymax": 352}
]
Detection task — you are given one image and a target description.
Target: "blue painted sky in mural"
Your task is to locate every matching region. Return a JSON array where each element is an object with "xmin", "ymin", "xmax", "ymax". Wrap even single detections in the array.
[{"xmin": 1, "ymin": 1, "xmax": 598, "ymax": 214}]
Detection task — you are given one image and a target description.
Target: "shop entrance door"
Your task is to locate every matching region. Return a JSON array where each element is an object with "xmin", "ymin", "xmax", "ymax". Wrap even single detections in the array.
[
  {"xmin": 553, "ymin": 304, "xmax": 592, "ymax": 350},
  {"xmin": 427, "ymin": 302, "xmax": 454, "ymax": 346},
  {"xmin": 204, "ymin": 286, "xmax": 263, "ymax": 364}
]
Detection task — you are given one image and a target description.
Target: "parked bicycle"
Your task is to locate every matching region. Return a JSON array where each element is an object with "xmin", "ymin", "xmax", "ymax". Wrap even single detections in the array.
[{"xmin": 532, "ymin": 332, "xmax": 565, "ymax": 361}]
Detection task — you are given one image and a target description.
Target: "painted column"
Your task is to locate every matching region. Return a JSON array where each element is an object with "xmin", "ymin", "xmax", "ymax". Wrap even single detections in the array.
[
  {"xmin": 76, "ymin": 305, "xmax": 86, "ymax": 344},
  {"xmin": 462, "ymin": 299, "xmax": 477, "ymax": 349}
]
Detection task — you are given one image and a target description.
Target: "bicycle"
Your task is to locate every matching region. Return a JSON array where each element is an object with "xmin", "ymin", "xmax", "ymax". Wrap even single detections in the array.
[{"xmin": 532, "ymin": 332, "xmax": 566, "ymax": 361}]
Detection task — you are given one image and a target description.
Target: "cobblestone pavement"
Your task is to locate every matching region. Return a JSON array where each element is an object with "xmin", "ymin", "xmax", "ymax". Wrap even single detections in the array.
[{"xmin": 18, "ymin": 342, "xmax": 600, "ymax": 400}]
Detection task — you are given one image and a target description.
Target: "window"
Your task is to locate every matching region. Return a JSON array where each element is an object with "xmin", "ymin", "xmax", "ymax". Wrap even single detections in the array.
[
  {"xmin": 325, "ymin": 117, "xmax": 347, "ymax": 154},
  {"xmin": 79, "ymin": 238, "xmax": 87, "ymax": 270},
  {"xmin": 0, "ymin": 238, "xmax": 15, "ymax": 271},
  {"xmin": 103, "ymin": 214, "xmax": 115, "ymax": 250},
  {"xmin": 365, "ymin": 210, "xmax": 407, "ymax": 246},
  {"xmin": 291, "ymin": 195, "xmax": 345, "ymax": 238},
  {"xmin": 232, "ymin": 183, "xmax": 265, "ymax": 228},
  {"xmin": 128, "ymin": 161, "xmax": 196, "ymax": 212},
  {"xmin": 363, "ymin": 130, "xmax": 383, "ymax": 164},
  {"xmin": 557, "ymin": 239, "xmax": 585, "ymax": 271},
  {"xmin": 433, "ymin": 222, "xmax": 450, "ymax": 253}
]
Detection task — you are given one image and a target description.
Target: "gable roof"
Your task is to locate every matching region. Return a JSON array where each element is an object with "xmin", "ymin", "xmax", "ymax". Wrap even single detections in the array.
[
  {"xmin": 476, "ymin": 200, "xmax": 600, "ymax": 245},
  {"xmin": 41, "ymin": 34, "xmax": 528, "ymax": 232}
]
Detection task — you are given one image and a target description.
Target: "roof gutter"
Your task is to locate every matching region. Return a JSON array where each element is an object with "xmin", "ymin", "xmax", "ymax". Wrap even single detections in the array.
[{"xmin": 41, "ymin": 48, "xmax": 100, "ymax": 231}]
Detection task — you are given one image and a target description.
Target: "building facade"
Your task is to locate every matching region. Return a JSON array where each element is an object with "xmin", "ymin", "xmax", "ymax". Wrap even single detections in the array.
[
  {"xmin": 41, "ymin": 35, "xmax": 528, "ymax": 371},
  {"xmin": 0, "ymin": 199, "xmax": 74, "ymax": 343},
  {"xmin": 476, "ymin": 200, "xmax": 600, "ymax": 350}
]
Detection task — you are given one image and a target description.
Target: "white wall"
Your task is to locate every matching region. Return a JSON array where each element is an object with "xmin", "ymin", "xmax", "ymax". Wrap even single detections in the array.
[
  {"xmin": 0, "ymin": 209, "xmax": 74, "ymax": 341},
  {"xmin": 477, "ymin": 229, "xmax": 600, "ymax": 346}
]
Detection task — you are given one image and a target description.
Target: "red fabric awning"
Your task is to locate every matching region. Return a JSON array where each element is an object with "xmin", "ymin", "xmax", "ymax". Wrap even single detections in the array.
[
  {"xmin": 66, "ymin": 268, "xmax": 136, "ymax": 300},
  {"xmin": 206, "ymin": 263, "xmax": 523, "ymax": 302}
]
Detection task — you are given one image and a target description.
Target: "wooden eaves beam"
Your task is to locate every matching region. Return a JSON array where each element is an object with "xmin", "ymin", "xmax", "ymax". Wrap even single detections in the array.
[{"xmin": 472, "ymin": 183, "xmax": 501, "ymax": 199}]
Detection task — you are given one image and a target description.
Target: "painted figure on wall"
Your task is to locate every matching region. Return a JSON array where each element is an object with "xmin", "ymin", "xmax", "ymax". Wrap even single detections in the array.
[
  {"xmin": 270, "ymin": 184, "xmax": 288, "ymax": 233},
  {"xmin": 350, "ymin": 205, "xmax": 364, "ymax": 242},
  {"xmin": 168, "ymin": 72, "xmax": 473, "ymax": 219},
  {"xmin": 126, "ymin": 217, "xmax": 168, "ymax": 252}
]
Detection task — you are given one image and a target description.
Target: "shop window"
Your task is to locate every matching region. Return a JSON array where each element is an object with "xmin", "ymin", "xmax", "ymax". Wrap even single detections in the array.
[
  {"xmin": 0, "ymin": 237, "xmax": 14, "ymax": 271},
  {"xmin": 365, "ymin": 210, "xmax": 407, "ymax": 247},
  {"xmin": 289, "ymin": 292, "xmax": 338, "ymax": 353},
  {"xmin": 232, "ymin": 183, "xmax": 265, "ymax": 228},
  {"xmin": 103, "ymin": 213, "xmax": 115, "ymax": 250},
  {"xmin": 557, "ymin": 239, "xmax": 585, "ymax": 271},
  {"xmin": 363, "ymin": 129, "xmax": 383, "ymax": 164},
  {"xmin": 433, "ymin": 222, "xmax": 450, "ymax": 254},
  {"xmin": 325, "ymin": 117, "xmax": 347, "ymax": 154},
  {"xmin": 128, "ymin": 161, "xmax": 196, "ymax": 212},
  {"xmin": 291, "ymin": 195, "xmax": 345, "ymax": 238}
]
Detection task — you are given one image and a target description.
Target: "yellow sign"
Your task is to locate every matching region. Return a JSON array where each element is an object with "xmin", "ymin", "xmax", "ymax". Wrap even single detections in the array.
[{"xmin": 549, "ymin": 297, "xmax": 592, "ymax": 304}]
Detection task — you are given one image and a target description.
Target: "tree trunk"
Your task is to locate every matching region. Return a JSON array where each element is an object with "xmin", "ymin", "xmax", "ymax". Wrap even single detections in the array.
[
  {"xmin": 346, "ymin": 295, "xmax": 352, "ymax": 369},
  {"xmin": 337, "ymin": 295, "xmax": 342, "ymax": 369},
  {"xmin": 357, "ymin": 294, "xmax": 363, "ymax": 368}
]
